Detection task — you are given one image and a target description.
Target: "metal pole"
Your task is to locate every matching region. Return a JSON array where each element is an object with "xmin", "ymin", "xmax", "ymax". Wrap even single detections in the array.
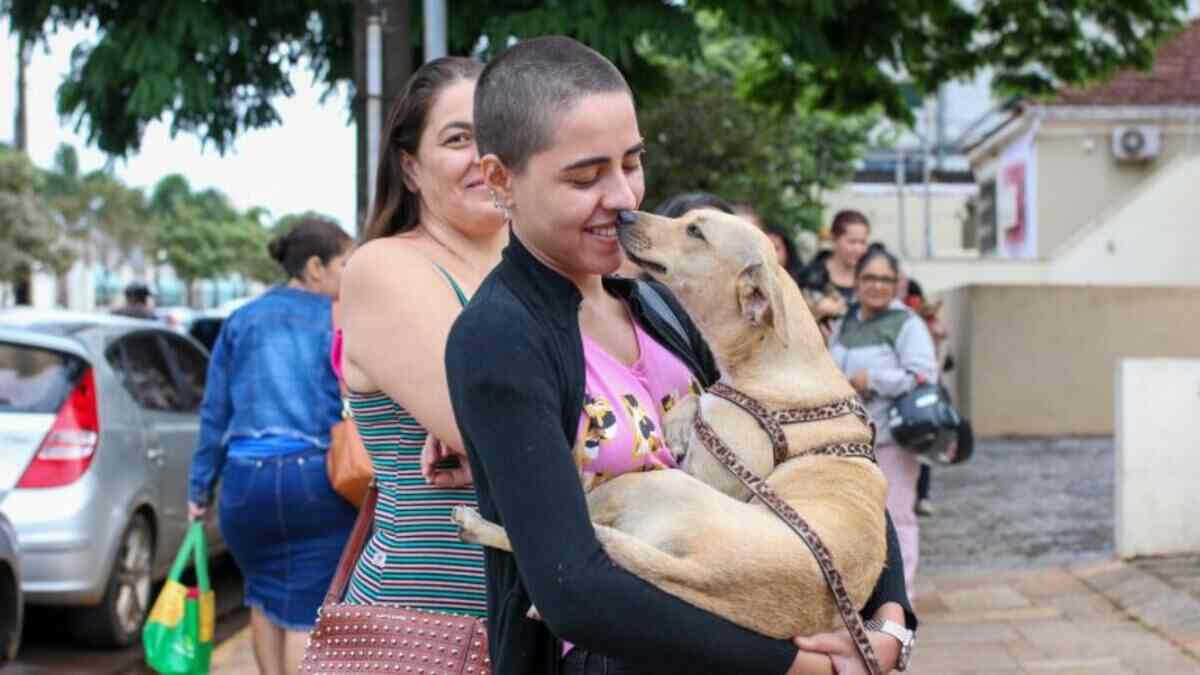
[
  {"xmin": 423, "ymin": 0, "xmax": 447, "ymax": 61},
  {"xmin": 923, "ymin": 101, "xmax": 934, "ymax": 258},
  {"xmin": 366, "ymin": 1, "xmax": 383, "ymax": 217},
  {"xmin": 896, "ymin": 149, "xmax": 909, "ymax": 258},
  {"xmin": 15, "ymin": 34, "xmax": 31, "ymax": 151}
]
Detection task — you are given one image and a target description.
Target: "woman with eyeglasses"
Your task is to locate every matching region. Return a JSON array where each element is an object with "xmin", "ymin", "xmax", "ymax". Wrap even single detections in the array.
[{"xmin": 828, "ymin": 247, "xmax": 938, "ymax": 592}]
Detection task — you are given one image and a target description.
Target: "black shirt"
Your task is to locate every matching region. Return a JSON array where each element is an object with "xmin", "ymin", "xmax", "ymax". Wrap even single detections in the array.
[{"xmin": 446, "ymin": 234, "xmax": 914, "ymax": 675}]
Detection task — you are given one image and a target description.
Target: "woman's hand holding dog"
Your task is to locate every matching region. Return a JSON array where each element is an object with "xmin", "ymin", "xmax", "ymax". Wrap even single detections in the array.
[
  {"xmin": 785, "ymin": 650, "xmax": 837, "ymax": 675},
  {"xmin": 793, "ymin": 602, "xmax": 906, "ymax": 674},
  {"xmin": 793, "ymin": 630, "xmax": 900, "ymax": 674}
]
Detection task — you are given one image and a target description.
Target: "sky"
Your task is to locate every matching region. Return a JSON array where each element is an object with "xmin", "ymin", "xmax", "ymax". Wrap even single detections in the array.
[{"xmin": 0, "ymin": 17, "xmax": 358, "ymax": 232}]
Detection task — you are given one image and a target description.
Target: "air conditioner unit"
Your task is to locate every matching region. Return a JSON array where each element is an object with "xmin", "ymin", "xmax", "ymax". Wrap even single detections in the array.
[{"xmin": 1111, "ymin": 126, "xmax": 1161, "ymax": 162}]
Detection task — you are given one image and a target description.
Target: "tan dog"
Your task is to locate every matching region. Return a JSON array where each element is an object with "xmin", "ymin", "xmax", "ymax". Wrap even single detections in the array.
[{"xmin": 453, "ymin": 210, "xmax": 888, "ymax": 640}]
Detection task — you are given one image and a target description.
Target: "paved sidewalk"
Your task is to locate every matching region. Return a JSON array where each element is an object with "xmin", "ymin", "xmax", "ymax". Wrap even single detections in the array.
[
  {"xmin": 210, "ymin": 558, "xmax": 1200, "ymax": 674},
  {"xmin": 909, "ymin": 559, "xmax": 1200, "ymax": 674}
]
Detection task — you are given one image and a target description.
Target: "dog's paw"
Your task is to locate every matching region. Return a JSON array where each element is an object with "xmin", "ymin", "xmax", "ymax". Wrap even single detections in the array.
[
  {"xmin": 451, "ymin": 505, "xmax": 482, "ymax": 543},
  {"xmin": 663, "ymin": 394, "xmax": 700, "ymax": 461}
]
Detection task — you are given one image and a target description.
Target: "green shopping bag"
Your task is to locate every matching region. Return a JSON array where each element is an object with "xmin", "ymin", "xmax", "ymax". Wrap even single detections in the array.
[{"xmin": 143, "ymin": 522, "xmax": 215, "ymax": 675}]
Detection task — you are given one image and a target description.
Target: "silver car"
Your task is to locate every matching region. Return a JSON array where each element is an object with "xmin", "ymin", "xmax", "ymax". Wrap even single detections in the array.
[
  {"xmin": 0, "ymin": 511, "xmax": 21, "ymax": 664},
  {"xmin": 0, "ymin": 309, "xmax": 220, "ymax": 647}
]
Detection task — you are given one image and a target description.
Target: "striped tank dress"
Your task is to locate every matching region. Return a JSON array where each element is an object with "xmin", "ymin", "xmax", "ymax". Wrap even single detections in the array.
[{"xmin": 343, "ymin": 267, "xmax": 486, "ymax": 616}]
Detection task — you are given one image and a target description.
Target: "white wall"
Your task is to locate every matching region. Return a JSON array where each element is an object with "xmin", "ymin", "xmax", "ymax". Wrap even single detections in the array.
[
  {"xmin": 1115, "ymin": 358, "xmax": 1200, "ymax": 557},
  {"xmin": 1049, "ymin": 154, "xmax": 1200, "ymax": 286},
  {"xmin": 905, "ymin": 152, "xmax": 1200, "ymax": 294},
  {"xmin": 823, "ymin": 183, "xmax": 976, "ymax": 258},
  {"xmin": 30, "ymin": 271, "xmax": 57, "ymax": 308},
  {"xmin": 904, "ymin": 257, "xmax": 1048, "ymax": 294},
  {"xmin": 67, "ymin": 260, "xmax": 97, "ymax": 311}
]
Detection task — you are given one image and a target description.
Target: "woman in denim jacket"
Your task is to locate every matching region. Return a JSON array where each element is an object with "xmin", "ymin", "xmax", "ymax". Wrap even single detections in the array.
[{"xmin": 188, "ymin": 217, "xmax": 355, "ymax": 675}]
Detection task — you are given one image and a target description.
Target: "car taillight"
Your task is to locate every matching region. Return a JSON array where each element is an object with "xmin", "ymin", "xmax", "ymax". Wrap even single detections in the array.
[{"xmin": 17, "ymin": 368, "xmax": 100, "ymax": 489}]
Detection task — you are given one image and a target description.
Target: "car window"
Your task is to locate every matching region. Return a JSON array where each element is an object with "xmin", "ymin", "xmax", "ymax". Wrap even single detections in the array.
[
  {"xmin": 106, "ymin": 333, "xmax": 181, "ymax": 412},
  {"xmin": 160, "ymin": 335, "xmax": 207, "ymax": 411},
  {"xmin": 0, "ymin": 341, "xmax": 87, "ymax": 413}
]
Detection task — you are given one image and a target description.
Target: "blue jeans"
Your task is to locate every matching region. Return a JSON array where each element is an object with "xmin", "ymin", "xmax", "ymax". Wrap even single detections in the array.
[{"xmin": 218, "ymin": 447, "xmax": 356, "ymax": 630}]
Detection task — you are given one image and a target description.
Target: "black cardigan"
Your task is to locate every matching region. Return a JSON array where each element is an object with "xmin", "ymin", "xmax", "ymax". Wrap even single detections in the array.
[{"xmin": 446, "ymin": 235, "xmax": 915, "ymax": 675}]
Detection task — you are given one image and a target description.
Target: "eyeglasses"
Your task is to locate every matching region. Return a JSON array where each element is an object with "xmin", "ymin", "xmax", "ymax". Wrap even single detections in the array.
[{"xmin": 860, "ymin": 274, "xmax": 897, "ymax": 286}]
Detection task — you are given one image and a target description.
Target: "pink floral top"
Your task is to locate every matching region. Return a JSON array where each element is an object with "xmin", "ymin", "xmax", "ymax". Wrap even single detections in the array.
[{"xmin": 574, "ymin": 316, "xmax": 703, "ymax": 487}]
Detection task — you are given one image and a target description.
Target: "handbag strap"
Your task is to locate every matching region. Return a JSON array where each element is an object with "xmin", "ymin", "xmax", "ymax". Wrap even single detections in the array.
[
  {"xmin": 323, "ymin": 482, "xmax": 378, "ymax": 604},
  {"xmin": 636, "ymin": 281, "xmax": 688, "ymax": 345},
  {"xmin": 692, "ymin": 413, "xmax": 882, "ymax": 675}
]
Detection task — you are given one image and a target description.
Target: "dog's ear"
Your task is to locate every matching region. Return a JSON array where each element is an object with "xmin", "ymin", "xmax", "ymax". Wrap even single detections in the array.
[{"xmin": 737, "ymin": 263, "xmax": 790, "ymax": 346}]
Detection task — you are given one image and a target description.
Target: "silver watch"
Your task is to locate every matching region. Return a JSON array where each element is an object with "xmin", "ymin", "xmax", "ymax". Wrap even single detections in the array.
[{"xmin": 864, "ymin": 618, "xmax": 915, "ymax": 671}]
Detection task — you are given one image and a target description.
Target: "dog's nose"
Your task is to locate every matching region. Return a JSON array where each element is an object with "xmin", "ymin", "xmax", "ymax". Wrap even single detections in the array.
[{"xmin": 616, "ymin": 210, "xmax": 637, "ymax": 226}]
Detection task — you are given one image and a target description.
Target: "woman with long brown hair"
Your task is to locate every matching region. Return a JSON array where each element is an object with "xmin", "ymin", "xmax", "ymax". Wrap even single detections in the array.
[{"xmin": 335, "ymin": 56, "xmax": 505, "ymax": 612}]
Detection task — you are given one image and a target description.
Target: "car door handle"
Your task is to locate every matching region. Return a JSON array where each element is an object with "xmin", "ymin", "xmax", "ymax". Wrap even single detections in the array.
[{"xmin": 147, "ymin": 448, "xmax": 166, "ymax": 463}]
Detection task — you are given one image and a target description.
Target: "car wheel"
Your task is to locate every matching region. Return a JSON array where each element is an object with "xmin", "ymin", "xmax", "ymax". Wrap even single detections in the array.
[
  {"xmin": 74, "ymin": 513, "xmax": 154, "ymax": 647},
  {"xmin": 0, "ymin": 565, "xmax": 21, "ymax": 664}
]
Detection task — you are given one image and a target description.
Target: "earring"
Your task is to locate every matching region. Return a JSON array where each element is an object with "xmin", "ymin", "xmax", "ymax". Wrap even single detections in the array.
[{"xmin": 489, "ymin": 190, "xmax": 513, "ymax": 225}]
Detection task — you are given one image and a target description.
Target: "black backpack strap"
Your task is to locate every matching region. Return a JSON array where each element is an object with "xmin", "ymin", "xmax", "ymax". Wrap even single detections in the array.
[{"xmin": 635, "ymin": 281, "xmax": 689, "ymax": 345}]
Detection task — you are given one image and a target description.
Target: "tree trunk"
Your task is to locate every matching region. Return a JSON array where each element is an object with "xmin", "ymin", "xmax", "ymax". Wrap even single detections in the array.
[{"xmin": 355, "ymin": 0, "xmax": 412, "ymax": 236}]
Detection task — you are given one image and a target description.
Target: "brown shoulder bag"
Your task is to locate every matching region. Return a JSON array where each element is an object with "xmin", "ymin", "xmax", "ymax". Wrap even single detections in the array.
[
  {"xmin": 327, "ymin": 395, "xmax": 373, "ymax": 509},
  {"xmin": 300, "ymin": 484, "xmax": 491, "ymax": 674}
]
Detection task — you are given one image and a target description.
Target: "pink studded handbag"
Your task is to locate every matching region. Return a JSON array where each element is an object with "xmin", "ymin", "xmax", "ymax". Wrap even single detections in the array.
[{"xmin": 300, "ymin": 485, "xmax": 491, "ymax": 674}]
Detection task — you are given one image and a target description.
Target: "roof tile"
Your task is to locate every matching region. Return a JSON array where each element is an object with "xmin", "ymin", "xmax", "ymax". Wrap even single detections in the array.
[{"xmin": 1055, "ymin": 20, "xmax": 1200, "ymax": 105}]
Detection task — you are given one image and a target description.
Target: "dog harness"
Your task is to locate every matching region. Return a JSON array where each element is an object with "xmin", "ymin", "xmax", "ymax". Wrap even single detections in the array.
[{"xmin": 693, "ymin": 382, "xmax": 884, "ymax": 675}]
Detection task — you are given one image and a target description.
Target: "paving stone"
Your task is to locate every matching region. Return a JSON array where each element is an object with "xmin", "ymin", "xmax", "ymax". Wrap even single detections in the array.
[
  {"xmin": 1044, "ymin": 592, "xmax": 1127, "ymax": 622},
  {"xmin": 914, "ymin": 591, "xmax": 952, "ymax": 616},
  {"xmin": 1016, "ymin": 569, "xmax": 1093, "ymax": 598},
  {"xmin": 929, "ymin": 573, "xmax": 1009, "ymax": 594},
  {"xmin": 1085, "ymin": 630, "xmax": 1200, "ymax": 673},
  {"xmin": 1004, "ymin": 638, "xmax": 1050, "ymax": 663},
  {"xmin": 1020, "ymin": 656, "xmax": 1125, "ymax": 672},
  {"xmin": 1182, "ymin": 639, "xmax": 1200, "ymax": 659},
  {"xmin": 1071, "ymin": 559, "xmax": 1127, "ymax": 580},
  {"xmin": 916, "ymin": 621, "xmax": 1021, "ymax": 644},
  {"xmin": 1125, "ymin": 592, "xmax": 1200, "ymax": 633},
  {"xmin": 942, "ymin": 585, "xmax": 1034, "ymax": 613},
  {"xmin": 1105, "ymin": 570, "xmax": 1177, "ymax": 610},
  {"xmin": 907, "ymin": 641, "xmax": 1020, "ymax": 672},
  {"xmin": 923, "ymin": 606, "xmax": 1063, "ymax": 624},
  {"xmin": 1013, "ymin": 620, "xmax": 1140, "ymax": 661},
  {"xmin": 1121, "ymin": 650, "xmax": 1200, "ymax": 674},
  {"xmin": 1077, "ymin": 562, "xmax": 1147, "ymax": 594}
]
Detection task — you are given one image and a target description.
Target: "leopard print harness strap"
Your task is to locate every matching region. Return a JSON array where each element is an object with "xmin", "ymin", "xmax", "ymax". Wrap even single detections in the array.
[
  {"xmin": 694, "ymin": 383, "xmax": 883, "ymax": 675},
  {"xmin": 706, "ymin": 382, "xmax": 877, "ymax": 466}
]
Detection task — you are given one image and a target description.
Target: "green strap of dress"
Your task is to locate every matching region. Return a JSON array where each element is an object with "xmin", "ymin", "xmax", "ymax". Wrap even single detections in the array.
[{"xmin": 432, "ymin": 263, "xmax": 469, "ymax": 307}]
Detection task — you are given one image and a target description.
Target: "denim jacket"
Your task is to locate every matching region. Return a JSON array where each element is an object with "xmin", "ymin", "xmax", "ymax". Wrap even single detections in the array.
[{"xmin": 188, "ymin": 286, "xmax": 342, "ymax": 505}]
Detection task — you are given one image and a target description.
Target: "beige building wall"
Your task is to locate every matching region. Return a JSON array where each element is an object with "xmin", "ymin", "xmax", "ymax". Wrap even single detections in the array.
[
  {"xmin": 909, "ymin": 111, "xmax": 1200, "ymax": 294},
  {"xmin": 1049, "ymin": 153, "xmax": 1200, "ymax": 285},
  {"xmin": 942, "ymin": 285, "xmax": 1200, "ymax": 437},
  {"xmin": 821, "ymin": 184, "xmax": 975, "ymax": 257},
  {"xmin": 1034, "ymin": 115, "xmax": 1200, "ymax": 258}
]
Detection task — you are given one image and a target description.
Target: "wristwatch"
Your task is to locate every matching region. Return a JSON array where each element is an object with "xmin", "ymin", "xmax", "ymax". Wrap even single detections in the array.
[{"xmin": 864, "ymin": 618, "xmax": 915, "ymax": 671}]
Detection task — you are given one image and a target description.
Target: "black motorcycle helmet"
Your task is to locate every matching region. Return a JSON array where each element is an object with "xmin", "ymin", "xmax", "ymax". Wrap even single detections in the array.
[{"xmin": 887, "ymin": 383, "xmax": 962, "ymax": 458}]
